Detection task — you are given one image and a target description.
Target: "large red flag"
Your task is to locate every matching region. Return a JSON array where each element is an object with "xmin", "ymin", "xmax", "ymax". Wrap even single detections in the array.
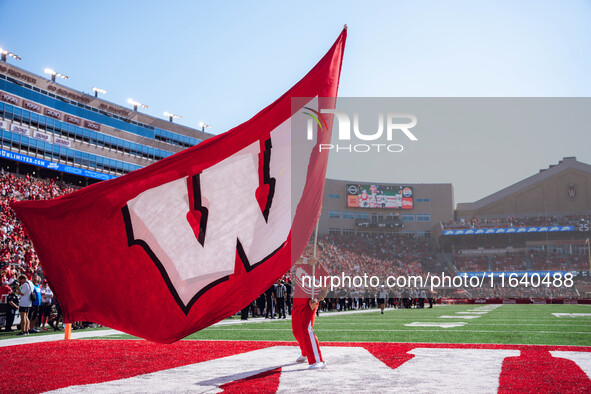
[{"xmin": 11, "ymin": 28, "xmax": 346, "ymax": 343}]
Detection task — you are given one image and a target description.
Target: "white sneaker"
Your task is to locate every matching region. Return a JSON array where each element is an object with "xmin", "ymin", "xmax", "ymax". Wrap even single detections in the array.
[
  {"xmin": 296, "ymin": 355, "xmax": 307, "ymax": 363},
  {"xmin": 308, "ymin": 362, "xmax": 327, "ymax": 370}
]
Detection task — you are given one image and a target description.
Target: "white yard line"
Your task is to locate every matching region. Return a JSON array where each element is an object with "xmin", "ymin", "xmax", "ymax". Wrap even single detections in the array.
[
  {"xmin": 214, "ymin": 306, "xmax": 430, "ymax": 326},
  {"xmin": 0, "ymin": 307, "xmax": 411, "ymax": 347},
  {"xmin": 552, "ymin": 313, "xmax": 591, "ymax": 318},
  {"xmin": 197, "ymin": 327, "xmax": 591, "ymax": 334},
  {"xmin": 0, "ymin": 329, "xmax": 124, "ymax": 348}
]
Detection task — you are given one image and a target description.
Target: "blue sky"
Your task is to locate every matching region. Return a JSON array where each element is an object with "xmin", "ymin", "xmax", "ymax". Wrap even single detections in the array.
[{"xmin": 1, "ymin": 1, "xmax": 590, "ymax": 204}]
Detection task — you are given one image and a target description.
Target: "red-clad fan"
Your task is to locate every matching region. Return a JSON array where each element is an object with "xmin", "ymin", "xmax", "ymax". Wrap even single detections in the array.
[{"xmin": 291, "ymin": 255, "xmax": 329, "ymax": 370}]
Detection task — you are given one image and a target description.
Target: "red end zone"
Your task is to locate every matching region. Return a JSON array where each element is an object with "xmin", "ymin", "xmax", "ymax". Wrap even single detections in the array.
[{"xmin": 2, "ymin": 340, "xmax": 590, "ymax": 393}]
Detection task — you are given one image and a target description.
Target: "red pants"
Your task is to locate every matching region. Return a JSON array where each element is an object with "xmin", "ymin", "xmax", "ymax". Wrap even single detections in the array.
[{"xmin": 291, "ymin": 300, "xmax": 323, "ymax": 365}]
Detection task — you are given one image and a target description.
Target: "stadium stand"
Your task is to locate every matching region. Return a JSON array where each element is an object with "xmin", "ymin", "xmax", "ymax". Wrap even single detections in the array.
[
  {"xmin": 453, "ymin": 255, "xmax": 488, "ymax": 271},
  {"xmin": 317, "ymin": 233, "xmax": 432, "ymax": 279},
  {"xmin": 442, "ymin": 215, "xmax": 591, "ymax": 230},
  {"xmin": 0, "ymin": 171, "xmax": 79, "ymax": 332},
  {"xmin": 0, "ymin": 171, "xmax": 76, "ymax": 279},
  {"xmin": 446, "ymin": 218, "xmax": 590, "ymax": 301}
]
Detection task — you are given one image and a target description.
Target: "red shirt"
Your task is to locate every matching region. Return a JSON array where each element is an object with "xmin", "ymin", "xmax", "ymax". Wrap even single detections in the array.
[
  {"xmin": 0, "ymin": 284, "xmax": 10, "ymax": 297},
  {"xmin": 293, "ymin": 261, "xmax": 329, "ymax": 300}
]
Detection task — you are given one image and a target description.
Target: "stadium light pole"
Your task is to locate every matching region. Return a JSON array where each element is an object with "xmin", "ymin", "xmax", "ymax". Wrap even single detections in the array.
[
  {"xmin": 92, "ymin": 87, "xmax": 107, "ymax": 98},
  {"xmin": 0, "ymin": 47, "xmax": 21, "ymax": 62},
  {"xmin": 44, "ymin": 68, "xmax": 68, "ymax": 82},
  {"xmin": 164, "ymin": 112, "xmax": 182, "ymax": 123},
  {"xmin": 199, "ymin": 121, "xmax": 211, "ymax": 133},
  {"xmin": 128, "ymin": 98, "xmax": 148, "ymax": 112}
]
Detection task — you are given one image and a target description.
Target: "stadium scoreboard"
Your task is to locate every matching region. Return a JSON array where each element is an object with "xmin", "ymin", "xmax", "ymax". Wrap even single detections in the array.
[{"xmin": 346, "ymin": 184, "xmax": 413, "ymax": 209}]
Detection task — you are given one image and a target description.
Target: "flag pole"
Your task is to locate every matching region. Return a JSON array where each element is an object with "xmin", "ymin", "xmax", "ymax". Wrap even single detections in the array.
[
  {"xmin": 312, "ymin": 220, "xmax": 319, "ymax": 300},
  {"xmin": 313, "ymin": 220, "xmax": 319, "ymax": 259}
]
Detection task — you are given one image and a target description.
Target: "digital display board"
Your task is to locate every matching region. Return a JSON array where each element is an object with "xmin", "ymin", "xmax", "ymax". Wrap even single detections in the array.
[{"xmin": 346, "ymin": 184, "xmax": 413, "ymax": 209}]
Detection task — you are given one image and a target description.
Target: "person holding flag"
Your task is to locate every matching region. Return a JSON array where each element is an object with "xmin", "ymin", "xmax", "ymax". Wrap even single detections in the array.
[{"xmin": 292, "ymin": 254, "xmax": 329, "ymax": 370}]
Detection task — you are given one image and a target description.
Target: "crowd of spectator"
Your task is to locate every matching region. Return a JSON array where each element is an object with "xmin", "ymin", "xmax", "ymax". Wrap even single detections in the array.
[
  {"xmin": 491, "ymin": 252, "xmax": 529, "ymax": 271},
  {"xmin": 450, "ymin": 248, "xmax": 590, "ymax": 300},
  {"xmin": 455, "ymin": 252, "xmax": 531, "ymax": 272},
  {"xmin": 454, "ymin": 249, "xmax": 588, "ymax": 273},
  {"xmin": 464, "ymin": 280, "xmax": 581, "ymax": 300},
  {"xmin": 454, "ymin": 255, "xmax": 488, "ymax": 271},
  {"xmin": 0, "ymin": 171, "xmax": 76, "ymax": 278},
  {"xmin": 442, "ymin": 215, "xmax": 591, "ymax": 230},
  {"xmin": 316, "ymin": 233, "xmax": 438, "ymax": 282},
  {"xmin": 570, "ymin": 255, "xmax": 591, "ymax": 271},
  {"xmin": 0, "ymin": 171, "xmax": 77, "ymax": 333},
  {"xmin": 528, "ymin": 251, "xmax": 569, "ymax": 271}
]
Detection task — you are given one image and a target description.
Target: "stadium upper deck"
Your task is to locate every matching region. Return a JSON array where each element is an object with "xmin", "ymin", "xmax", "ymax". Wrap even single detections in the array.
[
  {"xmin": 455, "ymin": 157, "xmax": 591, "ymax": 219},
  {"xmin": 0, "ymin": 61, "xmax": 214, "ymax": 185},
  {"xmin": 440, "ymin": 157, "xmax": 591, "ymax": 254}
]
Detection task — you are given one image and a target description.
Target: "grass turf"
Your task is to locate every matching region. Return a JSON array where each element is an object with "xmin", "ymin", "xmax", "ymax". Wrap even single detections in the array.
[
  {"xmin": 7, "ymin": 304, "xmax": 590, "ymax": 346},
  {"xmin": 185, "ymin": 304, "xmax": 591, "ymax": 346}
]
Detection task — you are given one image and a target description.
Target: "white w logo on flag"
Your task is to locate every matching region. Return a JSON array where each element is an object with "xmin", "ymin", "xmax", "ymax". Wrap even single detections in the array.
[{"xmin": 121, "ymin": 117, "xmax": 301, "ymax": 314}]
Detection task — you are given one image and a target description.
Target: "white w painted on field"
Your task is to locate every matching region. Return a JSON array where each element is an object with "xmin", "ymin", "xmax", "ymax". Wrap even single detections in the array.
[
  {"xmin": 47, "ymin": 346, "xmax": 523, "ymax": 393},
  {"xmin": 550, "ymin": 351, "xmax": 591, "ymax": 379}
]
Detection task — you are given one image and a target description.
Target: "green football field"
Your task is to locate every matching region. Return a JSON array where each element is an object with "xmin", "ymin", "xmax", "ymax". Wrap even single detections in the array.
[{"xmin": 93, "ymin": 304, "xmax": 591, "ymax": 346}]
